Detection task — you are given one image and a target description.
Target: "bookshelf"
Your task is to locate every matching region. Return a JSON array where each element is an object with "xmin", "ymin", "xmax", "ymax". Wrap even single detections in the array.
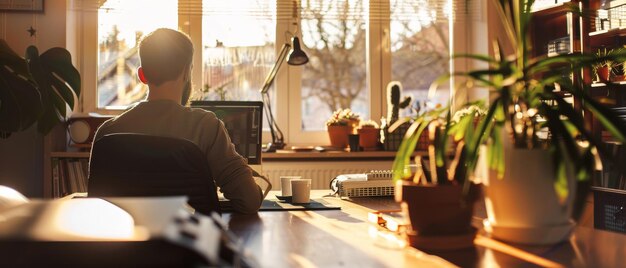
[
  {"xmin": 528, "ymin": 1, "xmax": 625, "ymax": 233},
  {"xmin": 586, "ymin": 1, "xmax": 626, "ymax": 233},
  {"xmin": 47, "ymin": 151, "xmax": 89, "ymax": 199}
]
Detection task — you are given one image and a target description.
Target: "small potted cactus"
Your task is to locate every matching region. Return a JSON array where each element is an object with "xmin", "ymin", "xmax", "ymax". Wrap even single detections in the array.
[
  {"xmin": 382, "ymin": 81, "xmax": 412, "ymax": 151},
  {"xmin": 357, "ymin": 120, "xmax": 380, "ymax": 150},
  {"xmin": 326, "ymin": 108, "xmax": 360, "ymax": 148}
]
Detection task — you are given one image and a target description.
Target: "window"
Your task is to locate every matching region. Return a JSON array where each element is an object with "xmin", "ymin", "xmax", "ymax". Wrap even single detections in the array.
[
  {"xmin": 97, "ymin": 0, "xmax": 177, "ymax": 108},
  {"xmin": 199, "ymin": 0, "xmax": 276, "ymax": 131},
  {"xmin": 82, "ymin": 0, "xmax": 458, "ymax": 145},
  {"xmin": 199, "ymin": 0, "xmax": 275, "ymax": 102},
  {"xmin": 300, "ymin": 0, "xmax": 368, "ymax": 131},
  {"xmin": 390, "ymin": 0, "xmax": 450, "ymax": 117}
]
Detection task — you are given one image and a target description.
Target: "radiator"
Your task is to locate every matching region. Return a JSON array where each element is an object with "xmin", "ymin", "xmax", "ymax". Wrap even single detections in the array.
[{"xmin": 260, "ymin": 161, "xmax": 392, "ymax": 190}]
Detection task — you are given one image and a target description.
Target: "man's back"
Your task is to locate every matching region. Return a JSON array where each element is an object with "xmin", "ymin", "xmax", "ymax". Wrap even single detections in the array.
[{"xmin": 93, "ymin": 99, "xmax": 263, "ymax": 214}]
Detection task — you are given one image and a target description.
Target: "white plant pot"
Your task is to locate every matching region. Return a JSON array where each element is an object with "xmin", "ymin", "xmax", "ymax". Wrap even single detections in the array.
[{"xmin": 477, "ymin": 141, "xmax": 577, "ymax": 245}]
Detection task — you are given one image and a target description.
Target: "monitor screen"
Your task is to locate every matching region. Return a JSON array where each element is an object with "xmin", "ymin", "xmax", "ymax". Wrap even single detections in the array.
[{"xmin": 190, "ymin": 101, "xmax": 263, "ymax": 165}]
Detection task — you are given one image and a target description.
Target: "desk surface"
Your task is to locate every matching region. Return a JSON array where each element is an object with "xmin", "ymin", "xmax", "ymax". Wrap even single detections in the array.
[{"xmin": 224, "ymin": 190, "xmax": 626, "ymax": 268}]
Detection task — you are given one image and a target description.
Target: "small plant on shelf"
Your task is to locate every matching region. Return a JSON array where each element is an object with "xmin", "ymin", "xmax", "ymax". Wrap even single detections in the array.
[
  {"xmin": 382, "ymin": 81, "xmax": 412, "ymax": 151},
  {"xmin": 357, "ymin": 120, "xmax": 380, "ymax": 149},
  {"xmin": 326, "ymin": 108, "xmax": 360, "ymax": 148},
  {"xmin": 325, "ymin": 108, "xmax": 360, "ymax": 127},
  {"xmin": 593, "ymin": 48, "xmax": 616, "ymax": 82},
  {"xmin": 358, "ymin": 119, "xmax": 379, "ymax": 129}
]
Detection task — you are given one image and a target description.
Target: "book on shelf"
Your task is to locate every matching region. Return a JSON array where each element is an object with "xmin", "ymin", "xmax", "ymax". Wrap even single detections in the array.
[
  {"xmin": 51, "ymin": 158, "xmax": 60, "ymax": 198},
  {"xmin": 52, "ymin": 158, "xmax": 90, "ymax": 198},
  {"xmin": 596, "ymin": 142, "xmax": 626, "ymax": 190},
  {"xmin": 67, "ymin": 159, "xmax": 78, "ymax": 193}
]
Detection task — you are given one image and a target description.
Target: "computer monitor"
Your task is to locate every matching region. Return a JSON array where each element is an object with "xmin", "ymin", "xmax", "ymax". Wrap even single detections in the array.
[{"xmin": 190, "ymin": 101, "xmax": 263, "ymax": 165}]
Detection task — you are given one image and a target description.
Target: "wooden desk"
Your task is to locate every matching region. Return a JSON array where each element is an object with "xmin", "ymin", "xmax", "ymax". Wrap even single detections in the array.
[{"xmin": 224, "ymin": 190, "xmax": 626, "ymax": 268}]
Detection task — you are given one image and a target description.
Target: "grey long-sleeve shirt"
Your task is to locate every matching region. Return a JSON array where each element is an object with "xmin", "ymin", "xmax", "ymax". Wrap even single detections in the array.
[{"xmin": 92, "ymin": 99, "xmax": 263, "ymax": 214}]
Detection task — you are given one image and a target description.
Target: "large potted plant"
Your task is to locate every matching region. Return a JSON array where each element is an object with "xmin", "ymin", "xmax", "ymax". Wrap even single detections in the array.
[
  {"xmin": 392, "ymin": 104, "xmax": 484, "ymax": 251},
  {"xmin": 0, "ymin": 40, "xmax": 81, "ymax": 138},
  {"xmin": 445, "ymin": 0, "xmax": 626, "ymax": 245}
]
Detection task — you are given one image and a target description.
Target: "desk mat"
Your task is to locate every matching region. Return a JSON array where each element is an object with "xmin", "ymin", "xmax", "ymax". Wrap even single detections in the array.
[
  {"xmin": 220, "ymin": 198, "xmax": 341, "ymax": 212},
  {"xmin": 259, "ymin": 198, "xmax": 341, "ymax": 211}
]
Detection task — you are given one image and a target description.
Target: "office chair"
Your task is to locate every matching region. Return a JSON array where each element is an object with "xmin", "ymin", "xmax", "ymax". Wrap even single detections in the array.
[{"xmin": 88, "ymin": 133, "xmax": 221, "ymax": 214}]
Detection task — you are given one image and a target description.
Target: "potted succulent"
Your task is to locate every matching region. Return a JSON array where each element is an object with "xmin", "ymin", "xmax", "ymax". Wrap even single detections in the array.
[
  {"xmin": 0, "ymin": 40, "xmax": 81, "ymax": 138},
  {"xmin": 593, "ymin": 48, "xmax": 615, "ymax": 82},
  {"xmin": 609, "ymin": 47, "xmax": 626, "ymax": 82},
  {"xmin": 326, "ymin": 108, "xmax": 360, "ymax": 148},
  {"xmin": 381, "ymin": 81, "xmax": 412, "ymax": 151},
  {"xmin": 392, "ymin": 103, "xmax": 484, "ymax": 251},
  {"xmin": 441, "ymin": 0, "xmax": 626, "ymax": 245},
  {"xmin": 357, "ymin": 120, "xmax": 380, "ymax": 149}
]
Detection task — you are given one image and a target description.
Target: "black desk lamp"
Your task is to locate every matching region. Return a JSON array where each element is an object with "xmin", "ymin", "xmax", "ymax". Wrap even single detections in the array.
[{"xmin": 260, "ymin": 36, "xmax": 308, "ymax": 152}]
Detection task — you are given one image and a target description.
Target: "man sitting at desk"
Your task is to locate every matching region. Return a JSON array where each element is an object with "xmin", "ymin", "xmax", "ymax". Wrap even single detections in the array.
[{"xmin": 92, "ymin": 28, "xmax": 263, "ymax": 214}]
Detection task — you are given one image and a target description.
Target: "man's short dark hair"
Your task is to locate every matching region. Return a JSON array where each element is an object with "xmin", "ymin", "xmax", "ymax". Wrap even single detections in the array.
[{"xmin": 139, "ymin": 28, "xmax": 194, "ymax": 86}]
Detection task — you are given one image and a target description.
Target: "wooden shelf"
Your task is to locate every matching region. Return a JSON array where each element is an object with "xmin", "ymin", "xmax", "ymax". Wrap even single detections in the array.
[
  {"xmin": 263, "ymin": 150, "xmax": 426, "ymax": 161},
  {"xmin": 589, "ymin": 28, "xmax": 626, "ymax": 47},
  {"xmin": 531, "ymin": 2, "xmax": 575, "ymax": 17},
  {"xmin": 551, "ymin": 90, "xmax": 573, "ymax": 97},
  {"xmin": 50, "ymin": 150, "xmax": 425, "ymax": 161},
  {"xmin": 591, "ymin": 81, "xmax": 626, "ymax": 87},
  {"xmin": 50, "ymin": 152, "xmax": 90, "ymax": 158},
  {"xmin": 592, "ymin": 186, "xmax": 626, "ymax": 194}
]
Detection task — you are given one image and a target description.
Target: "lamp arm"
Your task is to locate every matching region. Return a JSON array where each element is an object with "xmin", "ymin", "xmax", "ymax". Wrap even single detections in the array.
[
  {"xmin": 260, "ymin": 42, "xmax": 291, "ymax": 151},
  {"xmin": 263, "ymin": 92, "xmax": 283, "ymax": 144},
  {"xmin": 262, "ymin": 93, "xmax": 277, "ymax": 143},
  {"xmin": 260, "ymin": 43, "xmax": 291, "ymax": 94}
]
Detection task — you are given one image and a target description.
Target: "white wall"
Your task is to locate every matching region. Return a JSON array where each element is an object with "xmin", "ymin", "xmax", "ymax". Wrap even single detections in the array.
[{"xmin": 0, "ymin": 0, "xmax": 68, "ymax": 197}]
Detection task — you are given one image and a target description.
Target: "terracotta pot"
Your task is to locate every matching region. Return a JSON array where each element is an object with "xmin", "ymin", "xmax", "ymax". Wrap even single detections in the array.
[
  {"xmin": 397, "ymin": 182, "xmax": 481, "ymax": 236},
  {"xmin": 597, "ymin": 66, "xmax": 611, "ymax": 82},
  {"xmin": 416, "ymin": 130, "xmax": 429, "ymax": 151},
  {"xmin": 611, "ymin": 74, "xmax": 626, "ymax": 82},
  {"xmin": 357, "ymin": 127, "xmax": 379, "ymax": 149},
  {"xmin": 327, "ymin": 125, "xmax": 353, "ymax": 148}
]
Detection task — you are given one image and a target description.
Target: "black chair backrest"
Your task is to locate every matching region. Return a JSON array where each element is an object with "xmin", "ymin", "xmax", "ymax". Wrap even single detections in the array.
[{"xmin": 88, "ymin": 133, "xmax": 220, "ymax": 214}]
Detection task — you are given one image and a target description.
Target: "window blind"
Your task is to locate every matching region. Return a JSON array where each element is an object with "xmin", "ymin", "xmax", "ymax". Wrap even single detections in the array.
[{"xmin": 72, "ymin": 0, "xmax": 483, "ymax": 22}]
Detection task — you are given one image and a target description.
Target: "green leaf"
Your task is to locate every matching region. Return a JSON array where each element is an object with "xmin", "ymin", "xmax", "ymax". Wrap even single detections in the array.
[
  {"xmin": 554, "ymin": 161, "xmax": 568, "ymax": 203},
  {"xmin": 392, "ymin": 119, "xmax": 424, "ymax": 182},
  {"xmin": 580, "ymin": 94, "xmax": 626, "ymax": 142},
  {"xmin": 0, "ymin": 40, "xmax": 42, "ymax": 134},
  {"xmin": 25, "ymin": 45, "xmax": 81, "ymax": 135},
  {"xmin": 40, "ymin": 47, "xmax": 81, "ymax": 101},
  {"xmin": 491, "ymin": 125, "xmax": 505, "ymax": 178},
  {"xmin": 451, "ymin": 53, "xmax": 497, "ymax": 64}
]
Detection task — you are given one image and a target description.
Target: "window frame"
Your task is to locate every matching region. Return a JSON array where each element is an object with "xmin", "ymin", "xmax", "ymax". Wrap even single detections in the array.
[{"xmin": 75, "ymin": 0, "xmax": 465, "ymax": 147}]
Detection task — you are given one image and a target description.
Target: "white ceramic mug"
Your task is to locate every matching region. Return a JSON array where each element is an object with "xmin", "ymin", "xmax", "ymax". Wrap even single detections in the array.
[
  {"xmin": 291, "ymin": 179, "xmax": 311, "ymax": 204},
  {"xmin": 280, "ymin": 176, "xmax": 301, "ymax": 196}
]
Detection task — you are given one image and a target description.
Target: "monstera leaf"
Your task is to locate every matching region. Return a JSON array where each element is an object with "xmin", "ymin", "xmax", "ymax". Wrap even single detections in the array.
[
  {"xmin": 0, "ymin": 40, "xmax": 41, "ymax": 138},
  {"xmin": 26, "ymin": 46, "xmax": 81, "ymax": 135},
  {"xmin": 0, "ymin": 40, "xmax": 80, "ymax": 138}
]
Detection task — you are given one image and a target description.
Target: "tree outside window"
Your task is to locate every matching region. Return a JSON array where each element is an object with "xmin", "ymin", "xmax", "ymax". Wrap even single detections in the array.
[{"xmin": 301, "ymin": 0, "xmax": 368, "ymax": 131}]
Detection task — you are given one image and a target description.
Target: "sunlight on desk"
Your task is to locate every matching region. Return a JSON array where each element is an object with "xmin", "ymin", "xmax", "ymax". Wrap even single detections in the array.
[
  {"xmin": 49, "ymin": 199, "xmax": 148, "ymax": 241},
  {"xmin": 224, "ymin": 190, "xmax": 626, "ymax": 268},
  {"xmin": 475, "ymin": 236, "xmax": 564, "ymax": 268},
  {"xmin": 225, "ymin": 191, "xmax": 457, "ymax": 267}
]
